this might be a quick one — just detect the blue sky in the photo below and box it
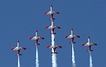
[0,0,106,67]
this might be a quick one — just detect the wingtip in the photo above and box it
[11,48,14,50]
[82,44,85,46]
[23,48,26,50]
[29,36,33,40]
[70,42,76,44]
[40,36,44,40]
[58,46,62,48]
[47,46,51,48]
[65,36,68,38]
[77,35,80,38]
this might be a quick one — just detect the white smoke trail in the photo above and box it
[52,53,57,67]
[35,46,39,67]
[89,52,93,67]
[18,55,20,67]
[51,29,57,67]
[72,44,76,67]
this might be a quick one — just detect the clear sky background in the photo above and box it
[0,0,106,67]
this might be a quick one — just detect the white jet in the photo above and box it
[65,29,80,44]
[11,40,26,56]
[46,22,60,34]
[29,30,44,45]
[47,39,62,54]
[44,5,59,19]
[82,36,97,52]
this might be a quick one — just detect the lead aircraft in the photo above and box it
[44,5,59,19]
[11,40,26,56]
[82,36,97,52]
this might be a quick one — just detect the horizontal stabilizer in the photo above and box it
[55,12,59,14]
[87,50,93,52]
[50,18,55,20]
[51,32,56,34]
[52,52,57,54]
[34,43,40,46]
[16,54,22,56]
[70,42,76,44]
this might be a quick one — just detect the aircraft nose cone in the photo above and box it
[36,30,38,32]
[50,5,52,7]
[18,40,20,43]
[88,36,90,38]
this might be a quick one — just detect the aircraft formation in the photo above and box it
[45,5,62,54]
[10,5,97,67]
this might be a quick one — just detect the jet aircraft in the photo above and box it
[11,40,26,56]
[46,22,60,34]
[29,30,44,45]
[44,5,59,19]
[65,29,80,44]
[82,36,97,52]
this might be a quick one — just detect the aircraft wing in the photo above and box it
[91,43,97,46]
[75,35,80,38]
[82,43,88,46]
[46,26,51,29]
[58,46,62,48]
[54,26,60,29]
[11,48,16,50]
[39,37,44,40]
[44,12,50,14]
[47,46,52,48]
[65,35,71,38]
[54,12,59,14]
[29,36,36,40]
[20,47,26,50]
